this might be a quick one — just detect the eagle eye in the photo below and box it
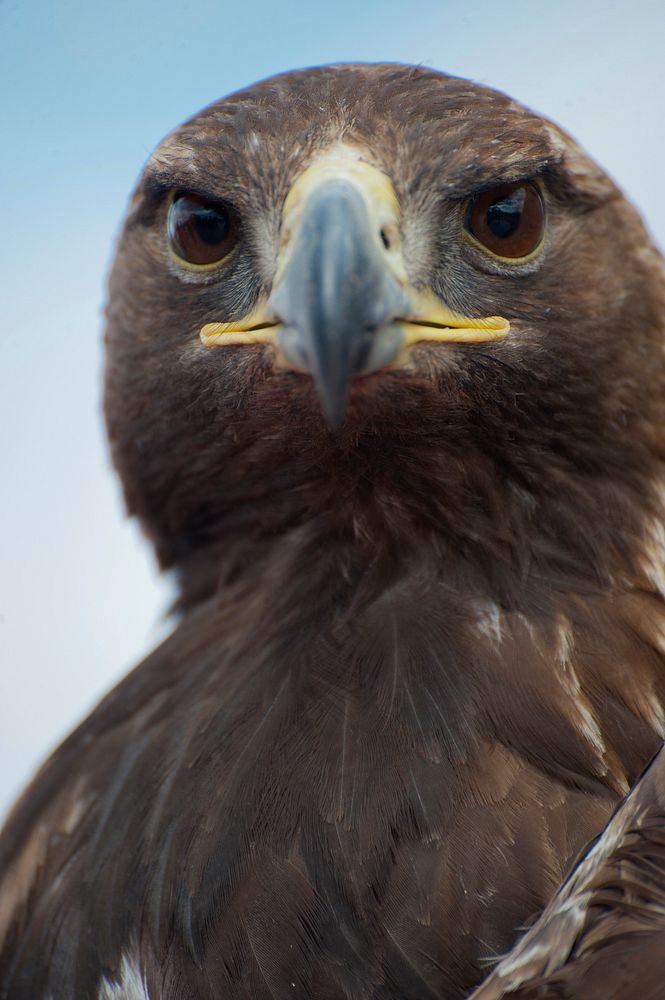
[167,193,239,266]
[465,181,545,260]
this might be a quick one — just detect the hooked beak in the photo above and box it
[201,154,509,425]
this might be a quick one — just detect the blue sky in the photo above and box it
[2,0,664,815]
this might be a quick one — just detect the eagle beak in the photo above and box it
[201,156,509,424]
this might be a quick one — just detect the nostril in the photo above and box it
[380,228,390,250]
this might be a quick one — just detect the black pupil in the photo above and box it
[191,202,229,245]
[486,189,525,239]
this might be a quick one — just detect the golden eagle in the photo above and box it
[2,64,665,999]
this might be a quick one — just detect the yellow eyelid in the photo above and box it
[165,191,240,272]
[167,243,239,272]
[460,178,547,266]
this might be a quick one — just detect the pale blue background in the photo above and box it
[2,0,664,816]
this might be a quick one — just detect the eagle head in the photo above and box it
[105,64,665,614]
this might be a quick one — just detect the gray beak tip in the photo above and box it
[318,384,349,429]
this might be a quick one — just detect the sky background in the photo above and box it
[2,0,664,817]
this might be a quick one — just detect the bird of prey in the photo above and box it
[1,63,665,1000]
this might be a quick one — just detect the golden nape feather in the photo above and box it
[1,64,665,999]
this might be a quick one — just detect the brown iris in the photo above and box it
[168,193,239,266]
[465,181,545,259]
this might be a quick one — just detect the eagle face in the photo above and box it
[106,64,665,608]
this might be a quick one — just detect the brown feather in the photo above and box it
[468,743,665,999]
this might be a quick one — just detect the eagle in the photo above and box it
[1,63,665,1000]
